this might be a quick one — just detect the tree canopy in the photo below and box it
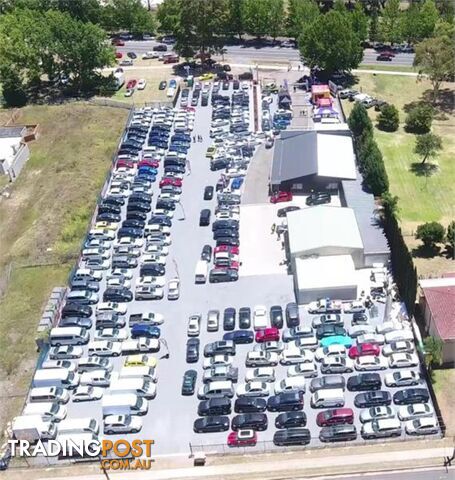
[286,0,320,40]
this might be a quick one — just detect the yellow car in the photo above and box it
[205,146,217,158]
[124,354,157,368]
[94,221,118,231]
[199,73,214,81]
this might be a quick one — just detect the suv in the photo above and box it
[273,428,311,446]
[285,303,300,328]
[347,373,382,392]
[319,425,357,443]
[270,305,284,329]
[231,413,268,431]
[198,397,231,416]
[204,340,236,357]
[316,408,354,427]
[361,418,402,439]
[234,397,267,413]
[239,307,251,329]
[310,375,346,393]
[267,392,304,412]
[275,411,307,429]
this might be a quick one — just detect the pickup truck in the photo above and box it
[307,299,342,315]
[129,313,164,326]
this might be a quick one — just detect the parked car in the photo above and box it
[193,416,230,433]
[354,391,392,408]
[393,388,429,405]
[181,370,197,396]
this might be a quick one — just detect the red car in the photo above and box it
[140,160,159,169]
[116,160,135,169]
[214,245,239,255]
[227,429,257,447]
[159,177,182,188]
[348,343,380,359]
[255,327,280,343]
[126,79,137,89]
[316,408,354,427]
[215,260,240,270]
[112,39,125,46]
[270,191,293,204]
[184,106,196,112]
[115,52,123,59]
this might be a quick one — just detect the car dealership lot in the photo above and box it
[21,80,441,461]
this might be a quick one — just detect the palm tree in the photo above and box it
[423,336,443,370]
[380,192,400,221]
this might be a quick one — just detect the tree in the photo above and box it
[381,192,400,220]
[268,0,284,40]
[446,220,455,253]
[299,10,363,74]
[102,0,156,36]
[350,2,369,42]
[436,0,455,23]
[417,0,439,39]
[348,102,373,138]
[380,0,403,44]
[363,144,389,195]
[405,104,434,134]
[243,0,280,39]
[401,2,421,43]
[369,10,380,42]
[414,133,442,164]
[156,0,181,34]
[286,0,320,40]
[414,35,455,103]
[227,0,245,39]
[377,104,399,132]
[423,336,443,369]
[416,222,445,248]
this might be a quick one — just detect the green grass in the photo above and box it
[356,64,418,73]
[432,369,455,435]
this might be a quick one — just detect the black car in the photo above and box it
[347,373,382,392]
[186,338,200,363]
[117,227,143,239]
[158,80,167,90]
[127,202,151,213]
[98,204,121,215]
[149,216,172,227]
[156,200,176,211]
[305,192,331,206]
[181,370,197,396]
[213,229,239,240]
[273,428,311,446]
[354,391,392,408]
[270,305,284,329]
[126,211,148,222]
[140,263,165,277]
[352,313,369,325]
[193,416,230,433]
[393,388,429,405]
[285,302,300,328]
[223,308,236,331]
[61,303,92,319]
[275,411,307,429]
[223,330,254,344]
[203,340,236,357]
[103,196,125,206]
[198,397,231,416]
[215,237,240,247]
[59,317,93,328]
[319,425,357,443]
[234,397,267,414]
[316,325,347,340]
[103,287,133,303]
[199,209,211,227]
[238,307,251,329]
[231,413,268,431]
[201,244,212,262]
[212,220,239,232]
[267,392,304,412]
[127,52,137,59]
[129,192,152,203]
[122,219,145,230]
[97,212,121,223]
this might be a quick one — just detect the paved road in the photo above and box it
[117,41,415,67]
[309,466,453,480]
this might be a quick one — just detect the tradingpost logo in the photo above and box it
[8,438,155,470]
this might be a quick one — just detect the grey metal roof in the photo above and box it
[0,126,26,138]
[271,130,318,185]
[342,172,390,256]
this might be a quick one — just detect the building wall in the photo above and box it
[9,143,30,180]
[364,252,390,268]
[295,283,357,304]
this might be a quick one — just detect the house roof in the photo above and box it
[0,126,26,138]
[420,277,455,340]
[287,205,364,257]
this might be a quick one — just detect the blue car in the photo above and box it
[138,166,158,176]
[320,335,353,348]
[136,173,156,183]
[131,324,161,339]
[169,145,188,154]
[231,178,244,190]
[169,79,177,88]
[223,330,254,345]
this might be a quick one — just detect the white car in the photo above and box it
[80,369,111,387]
[376,321,404,335]
[107,277,131,289]
[97,302,127,315]
[287,362,318,378]
[385,370,421,388]
[142,253,167,265]
[137,79,147,90]
[385,329,414,344]
[405,416,439,436]
[274,376,306,395]
[216,211,240,221]
[360,406,396,423]
[349,325,375,338]
[236,381,270,397]
[167,277,180,300]
[245,351,279,367]
[158,193,180,203]
[121,338,160,354]
[320,356,354,374]
[245,367,275,383]
[356,333,385,346]
[41,360,77,372]
[315,345,346,361]
[95,328,129,342]
[73,385,104,402]
[207,310,220,332]
[288,335,319,351]
[104,414,143,434]
[343,301,365,313]
[124,89,134,97]
[49,346,83,359]
[136,276,166,288]
[280,347,314,365]
[382,341,415,357]
[398,403,434,421]
[132,312,164,326]
[253,341,284,353]
[145,244,169,256]
[388,352,419,368]
[354,355,388,371]
[145,224,171,236]
[154,208,174,218]
[253,305,267,330]
[203,354,233,369]
[84,258,110,270]
[187,314,201,336]
[107,187,130,198]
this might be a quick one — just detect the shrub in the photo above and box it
[377,104,399,132]
[348,102,372,138]
[405,104,434,133]
[415,221,445,248]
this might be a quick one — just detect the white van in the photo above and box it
[197,381,234,400]
[119,367,157,383]
[310,388,345,408]
[110,378,157,399]
[88,340,122,357]
[29,386,70,404]
[102,393,148,416]
[49,327,90,346]
[23,402,67,422]
[73,268,103,282]
[33,369,79,389]
[195,260,208,284]
[58,418,99,435]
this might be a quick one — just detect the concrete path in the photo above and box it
[353,68,419,77]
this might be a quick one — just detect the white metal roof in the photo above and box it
[317,133,356,179]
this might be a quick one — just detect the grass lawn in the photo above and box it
[355,64,418,73]
[432,369,455,435]
[342,74,455,276]
[0,102,128,439]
